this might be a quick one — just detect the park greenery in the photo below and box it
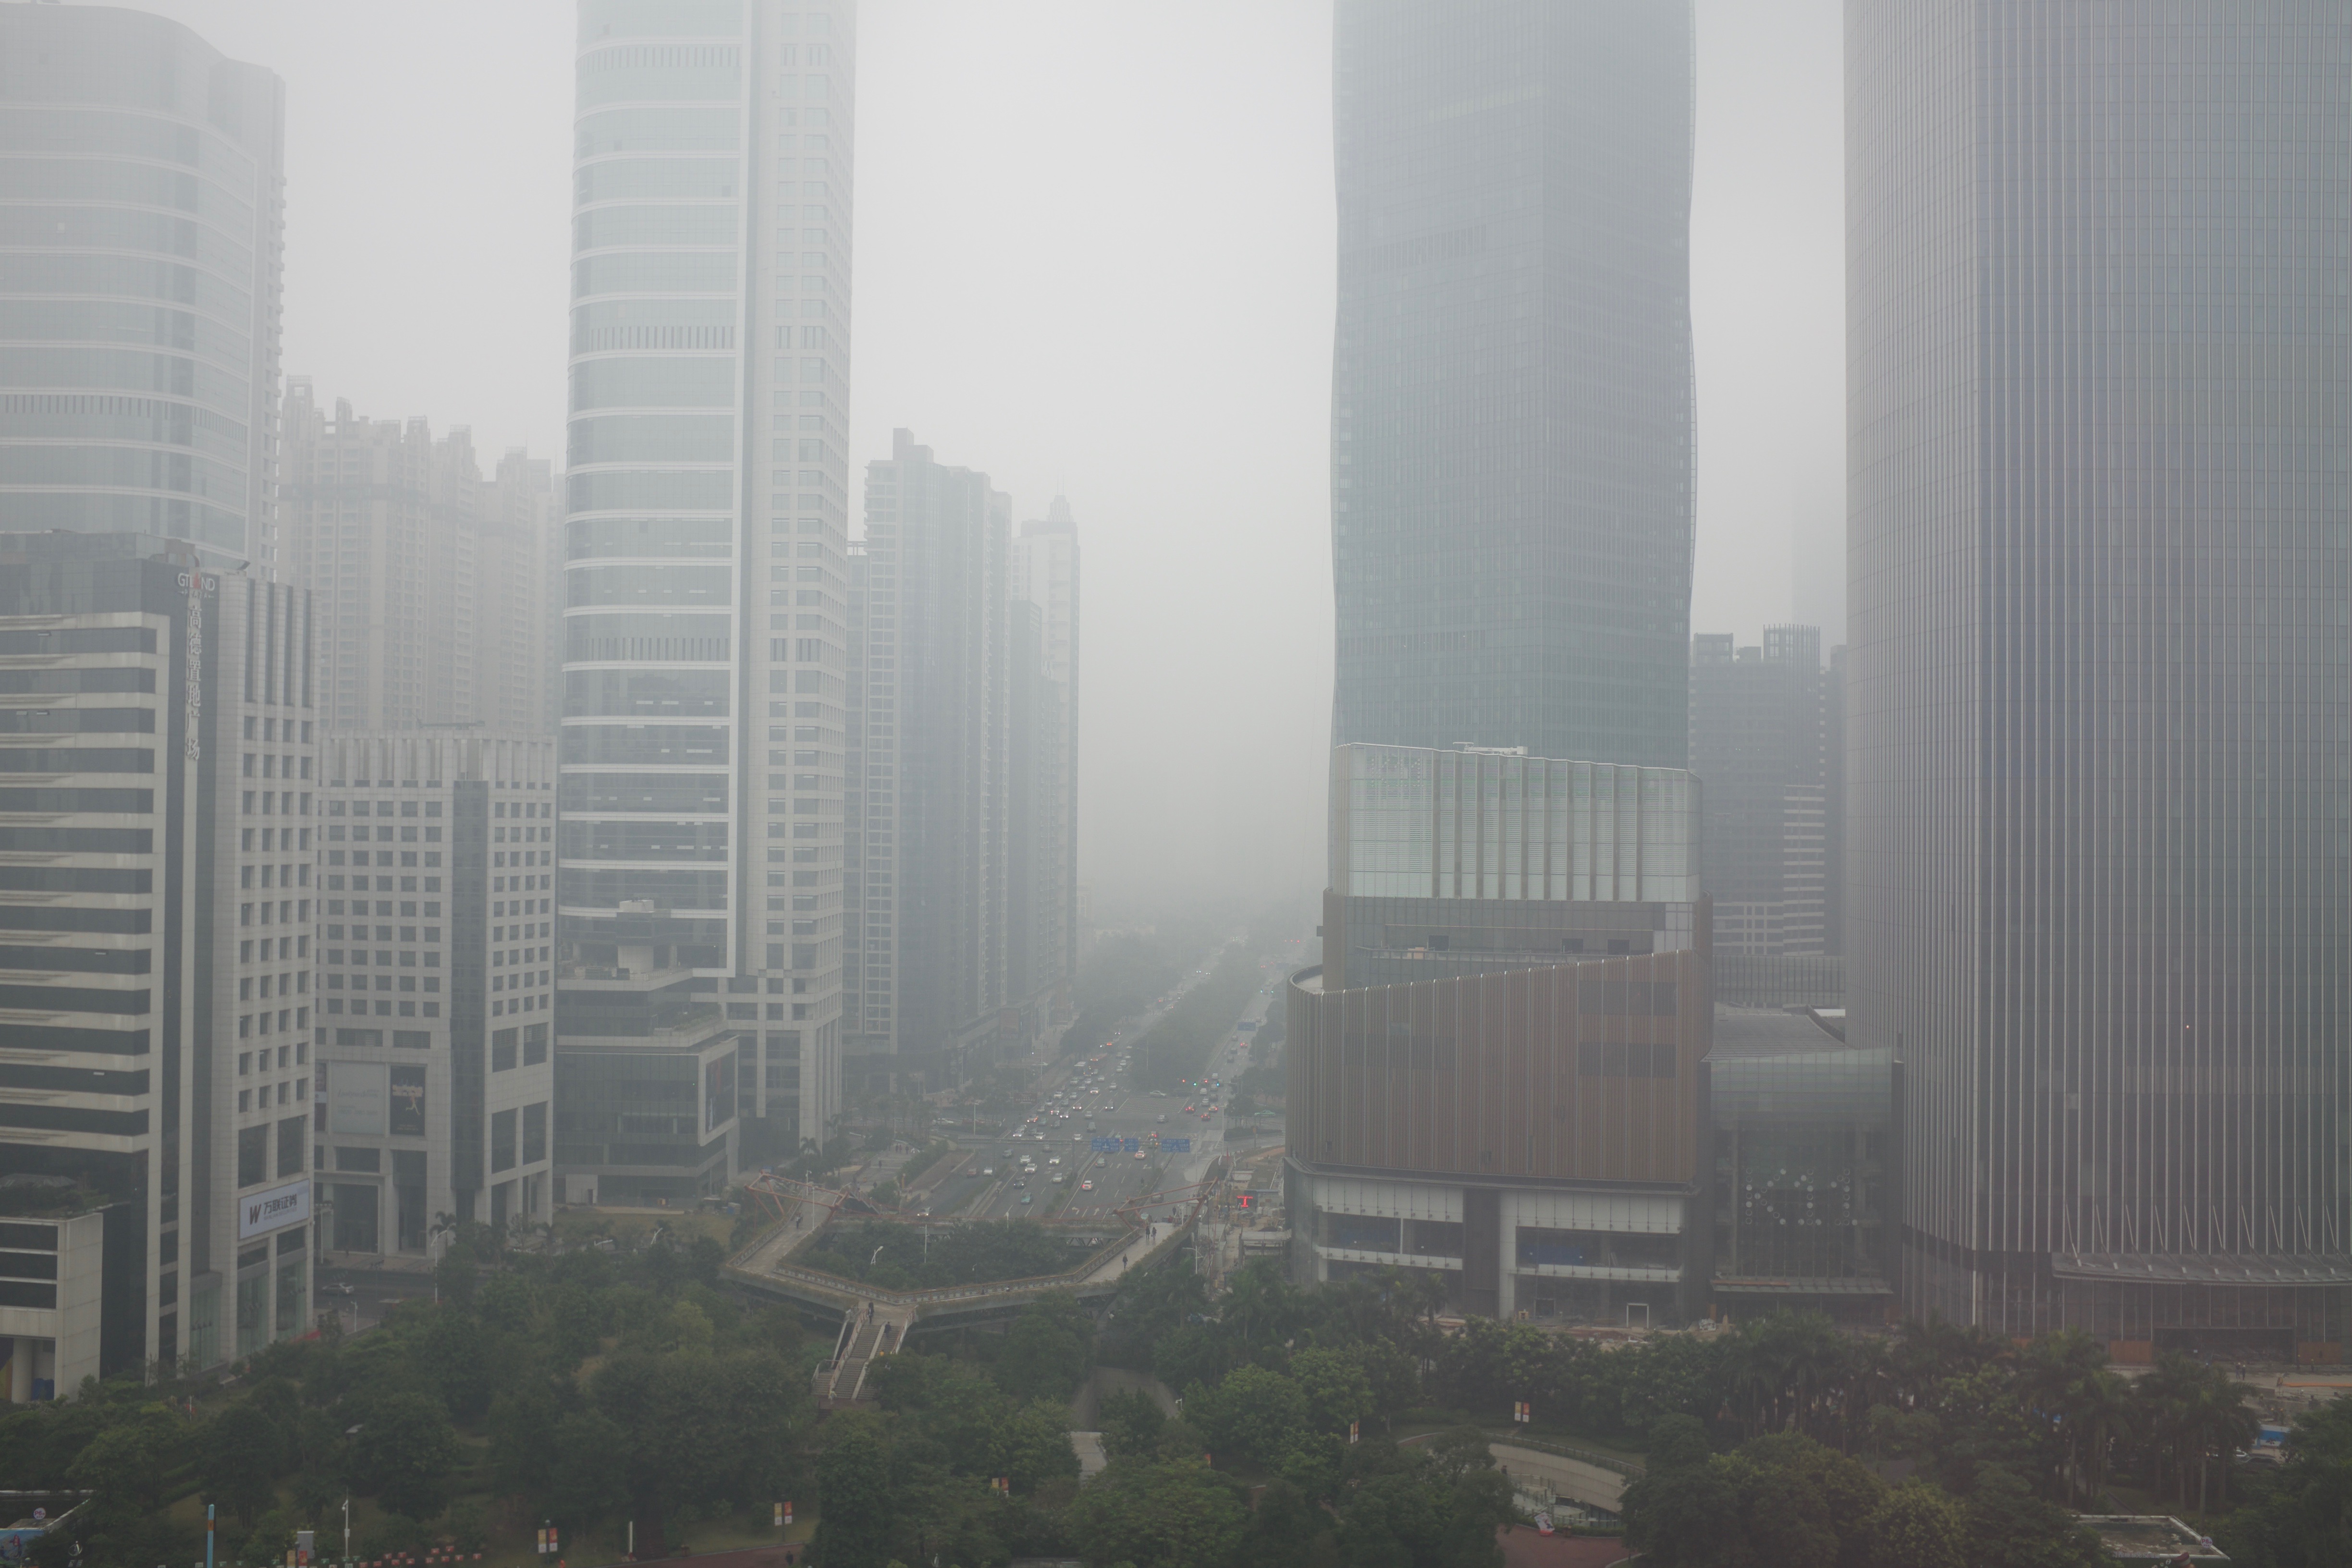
[13,1213,2352,1568]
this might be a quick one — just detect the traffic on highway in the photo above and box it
[920,954,1284,1223]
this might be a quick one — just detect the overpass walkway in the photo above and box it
[725,1165,1224,1376]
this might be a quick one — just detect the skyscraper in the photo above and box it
[1687,625,1843,1002]
[279,382,557,736]
[1329,0,1694,765]
[1850,3,2352,1347]
[559,0,855,1182]
[0,4,285,571]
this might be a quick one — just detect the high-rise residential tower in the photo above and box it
[843,450,1079,1096]
[1329,0,1694,765]
[848,432,1010,1086]
[1011,502,1079,1023]
[558,0,854,1186]
[0,532,318,1387]
[1850,3,2352,1348]
[0,5,285,572]
[279,382,557,736]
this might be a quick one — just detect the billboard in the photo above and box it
[329,1060,388,1136]
[239,1177,309,1239]
[389,1064,426,1136]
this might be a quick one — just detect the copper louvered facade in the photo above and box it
[1288,928,1709,1188]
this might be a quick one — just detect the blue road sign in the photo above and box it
[1122,1137,1141,1153]
[1162,1138,1191,1153]
[1090,1136,1121,1153]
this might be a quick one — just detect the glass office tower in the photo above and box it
[0,5,285,569]
[560,0,852,1177]
[1329,0,1694,766]
[1850,3,2352,1351]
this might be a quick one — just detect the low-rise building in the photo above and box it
[1286,744,1713,1324]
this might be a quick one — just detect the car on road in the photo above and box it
[1201,1112,1213,1121]
[1021,1194,1034,1204]
[1012,1178,1027,1188]
[321,1281,356,1297]
[1156,1114,1168,1123]
[1080,1180,1095,1191]
[1134,1150,1147,1160]
[981,1167,995,1176]
[1047,1155,1062,1165]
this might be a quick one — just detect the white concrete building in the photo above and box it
[314,732,557,1252]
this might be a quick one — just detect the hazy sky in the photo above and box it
[126,0,1844,916]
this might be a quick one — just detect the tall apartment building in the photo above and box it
[1687,626,1842,970]
[844,450,1080,1095]
[1010,503,1079,1021]
[558,0,855,1182]
[1850,2,2352,1349]
[1329,0,1694,766]
[314,732,555,1254]
[847,432,1009,1089]
[0,532,316,1391]
[279,382,557,736]
[0,4,285,572]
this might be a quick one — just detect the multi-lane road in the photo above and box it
[925,956,1283,1225]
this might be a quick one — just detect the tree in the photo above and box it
[813,1410,894,1568]
[996,1399,1082,1493]
[1960,1463,2107,1568]
[1646,1413,1713,1474]
[1098,1388,1169,1460]
[68,1404,182,1530]
[1330,1445,1513,1568]
[547,1409,629,1531]
[1291,1346,1376,1438]
[348,1391,461,1522]
[1064,1459,1248,1568]
[201,1401,287,1525]
[997,1294,1092,1403]
[1187,1362,1307,1467]
[1862,1481,1968,1568]
[2214,1392,2352,1568]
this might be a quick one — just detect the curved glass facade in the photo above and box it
[561,0,853,1158]
[0,7,283,567]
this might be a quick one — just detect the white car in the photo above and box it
[1048,1155,1063,1165]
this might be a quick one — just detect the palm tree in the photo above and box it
[2181,1370,2259,1514]
[2020,1328,2110,1501]
[2066,1367,2137,1507]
